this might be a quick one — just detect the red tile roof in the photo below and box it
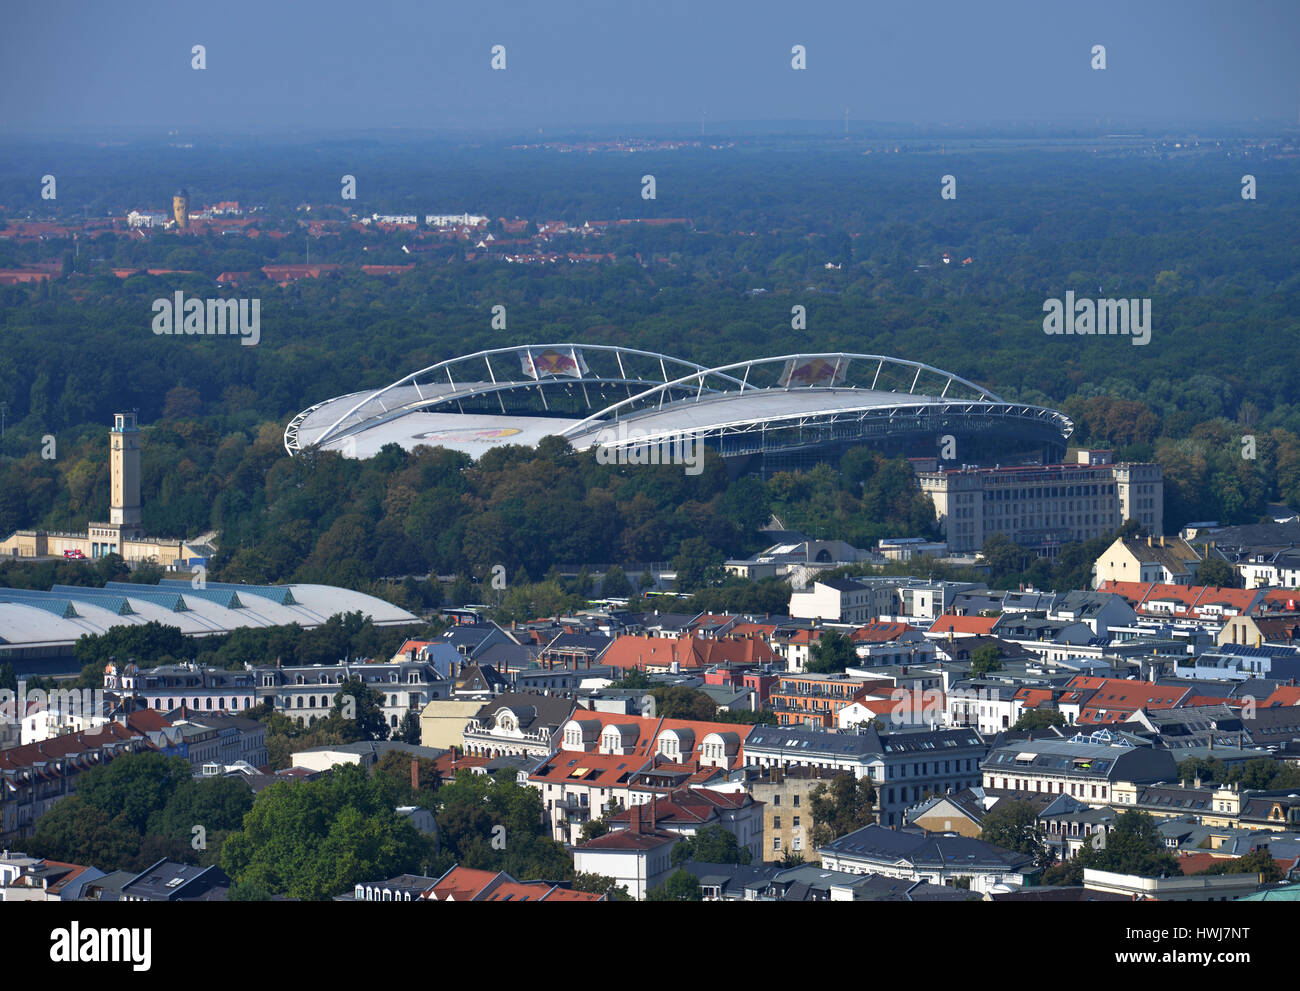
[929,615,999,635]
[1064,676,1191,723]
[1097,581,1263,620]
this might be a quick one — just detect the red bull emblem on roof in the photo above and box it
[521,347,589,379]
[779,356,848,387]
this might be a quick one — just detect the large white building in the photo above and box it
[918,451,1163,555]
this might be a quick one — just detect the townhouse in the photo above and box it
[605,786,764,861]
[461,692,578,759]
[0,725,154,844]
[529,711,754,843]
[980,730,1177,807]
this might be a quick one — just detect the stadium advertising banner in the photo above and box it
[521,347,589,379]
[778,356,849,387]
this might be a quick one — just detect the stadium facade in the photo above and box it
[285,344,1073,475]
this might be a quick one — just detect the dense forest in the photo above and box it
[1,140,1297,594]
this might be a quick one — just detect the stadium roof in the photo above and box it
[286,344,1073,460]
[0,580,420,653]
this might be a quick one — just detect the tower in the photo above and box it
[173,187,189,229]
[110,412,142,531]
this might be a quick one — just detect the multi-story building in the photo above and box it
[0,725,152,845]
[789,578,982,626]
[1092,535,1204,587]
[768,672,889,729]
[743,724,988,826]
[605,786,764,862]
[530,712,753,843]
[254,659,451,731]
[918,451,1163,555]
[106,662,258,715]
[749,766,836,860]
[981,729,1177,806]
[819,824,1040,894]
[461,692,577,759]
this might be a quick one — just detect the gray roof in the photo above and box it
[744,724,984,761]
[820,824,1037,872]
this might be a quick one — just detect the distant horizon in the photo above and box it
[3,117,1297,144]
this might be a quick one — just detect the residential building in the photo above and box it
[118,860,231,901]
[750,766,837,860]
[743,724,987,826]
[1092,535,1204,587]
[819,823,1040,893]
[572,802,679,900]
[461,692,577,759]
[604,787,763,861]
[981,729,1178,806]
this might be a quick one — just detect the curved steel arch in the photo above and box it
[291,344,750,453]
[559,352,1005,440]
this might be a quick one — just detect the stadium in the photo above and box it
[285,345,1074,474]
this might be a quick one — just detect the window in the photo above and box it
[773,837,782,850]
[773,794,781,806]
[793,794,800,807]
[773,816,781,829]
[792,816,801,828]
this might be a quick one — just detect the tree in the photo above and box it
[1176,756,1229,784]
[809,772,876,847]
[371,750,441,803]
[806,630,857,674]
[648,685,717,721]
[579,811,614,844]
[221,763,435,900]
[1081,810,1180,879]
[1011,709,1065,731]
[979,800,1050,867]
[1233,757,1282,791]
[601,565,632,599]
[394,710,422,745]
[433,769,572,880]
[571,872,632,900]
[646,868,702,901]
[714,708,778,725]
[778,848,807,868]
[75,752,195,834]
[1196,557,1240,588]
[672,537,724,594]
[328,677,390,743]
[611,668,652,689]
[980,533,1026,582]
[970,644,1003,677]
[1194,846,1282,884]
[671,824,752,866]
[27,797,143,872]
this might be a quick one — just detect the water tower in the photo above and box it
[173,187,190,229]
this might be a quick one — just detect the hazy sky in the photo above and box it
[2,0,1297,132]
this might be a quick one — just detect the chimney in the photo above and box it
[411,757,420,792]
[630,802,643,834]
[1147,536,1152,547]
